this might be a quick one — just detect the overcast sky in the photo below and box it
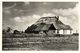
[3,2,79,32]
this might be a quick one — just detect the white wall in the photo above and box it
[58,30,72,34]
[66,30,72,34]
[55,30,58,34]
[59,30,63,34]
[47,30,72,34]
[63,30,72,34]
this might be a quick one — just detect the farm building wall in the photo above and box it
[46,30,56,36]
[48,30,73,34]
[59,30,72,34]
[59,30,63,34]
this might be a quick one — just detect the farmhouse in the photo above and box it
[25,16,72,35]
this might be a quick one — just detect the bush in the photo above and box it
[13,30,20,34]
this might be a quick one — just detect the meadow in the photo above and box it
[2,33,78,50]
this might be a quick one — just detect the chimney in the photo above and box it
[56,16,59,21]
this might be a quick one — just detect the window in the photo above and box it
[59,30,63,34]
[66,30,70,34]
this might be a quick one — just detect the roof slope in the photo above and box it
[41,24,51,30]
[53,21,72,30]
[35,24,56,31]
[35,24,44,31]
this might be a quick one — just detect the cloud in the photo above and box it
[43,2,47,5]
[3,2,78,32]
[52,3,79,17]
[52,3,79,32]
[3,3,17,14]
[14,16,27,22]
[13,14,41,30]
[4,3,16,9]
[32,14,41,19]
[14,15,40,24]
[42,13,56,17]
[9,3,79,32]
[24,2,30,6]
[13,13,56,26]
[3,9,11,14]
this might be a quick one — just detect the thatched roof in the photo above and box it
[41,24,52,30]
[35,24,51,31]
[25,16,72,32]
[41,16,59,19]
[34,22,72,31]
[35,24,44,31]
[53,21,72,30]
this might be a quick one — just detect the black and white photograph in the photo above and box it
[2,2,79,51]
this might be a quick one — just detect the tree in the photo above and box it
[6,27,12,33]
[2,29,6,34]
[13,30,20,34]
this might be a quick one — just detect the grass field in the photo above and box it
[2,33,78,50]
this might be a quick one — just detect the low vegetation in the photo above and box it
[2,32,78,50]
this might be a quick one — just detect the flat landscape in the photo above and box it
[2,33,78,50]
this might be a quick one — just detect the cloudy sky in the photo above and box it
[3,2,79,32]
